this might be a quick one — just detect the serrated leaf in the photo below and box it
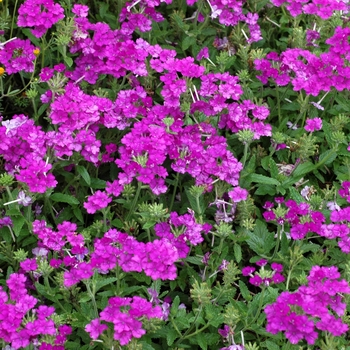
[317,149,337,166]
[64,56,73,67]
[76,165,91,186]
[261,156,270,171]
[170,295,181,316]
[182,36,196,51]
[248,173,280,186]
[90,178,107,189]
[264,340,280,350]
[255,184,276,195]
[166,328,179,346]
[50,193,79,205]
[12,216,25,237]
[95,277,118,292]
[292,161,315,177]
[239,280,252,301]
[234,244,242,263]
[185,187,205,215]
[73,207,84,223]
[246,220,275,255]
[288,187,304,203]
[143,221,156,229]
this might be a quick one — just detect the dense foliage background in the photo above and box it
[1,0,350,349]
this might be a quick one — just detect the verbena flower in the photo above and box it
[265,266,350,345]
[17,0,65,38]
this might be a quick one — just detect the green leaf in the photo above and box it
[288,187,304,204]
[166,328,179,346]
[111,218,124,228]
[292,161,315,177]
[317,149,337,166]
[22,28,41,46]
[239,280,252,301]
[95,277,118,292]
[264,340,280,350]
[248,173,280,186]
[143,221,156,230]
[50,193,79,205]
[185,187,205,216]
[64,56,74,67]
[182,36,196,51]
[12,216,25,237]
[171,295,181,316]
[246,220,275,256]
[37,103,48,117]
[90,178,107,189]
[73,207,84,223]
[255,184,276,195]
[234,243,242,263]
[76,165,91,186]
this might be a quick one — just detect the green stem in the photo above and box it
[85,282,99,318]
[115,265,121,295]
[169,315,183,338]
[276,85,282,126]
[181,322,211,340]
[9,0,19,38]
[175,305,203,345]
[242,287,266,332]
[126,182,142,221]
[241,142,250,169]
[168,173,179,213]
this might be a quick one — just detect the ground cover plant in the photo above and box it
[1,0,350,349]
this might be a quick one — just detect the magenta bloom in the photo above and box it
[197,47,209,60]
[17,0,64,38]
[84,191,112,214]
[304,117,322,132]
[228,187,249,202]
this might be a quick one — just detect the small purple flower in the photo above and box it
[242,266,255,276]
[304,117,322,132]
[197,47,209,60]
[256,259,268,267]
[228,187,248,203]
[218,324,230,338]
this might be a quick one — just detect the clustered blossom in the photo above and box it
[338,180,350,203]
[0,115,57,193]
[0,273,71,349]
[242,260,285,287]
[0,39,37,75]
[265,266,350,345]
[255,27,350,96]
[17,0,64,37]
[304,117,322,132]
[263,196,350,253]
[85,296,162,345]
[63,226,188,287]
[270,0,347,19]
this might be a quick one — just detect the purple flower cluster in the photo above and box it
[263,197,350,253]
[62,226,187,287]
[0,115,57,193]
[265,266,350,345]
[242,260,285,287]
[17,0,64,37]
[255,27,350,96]
[0,39,37,75]
[339,181,350,203]
[85,296,162,345]
[0,273,71,349]
[270,0,347,19]
[304,117,322,132]
[185,0,261,43]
